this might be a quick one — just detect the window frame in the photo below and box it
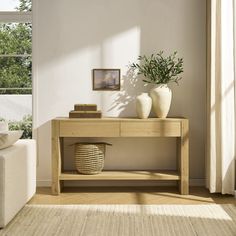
[0,11,32,23]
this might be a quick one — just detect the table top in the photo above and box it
[53,117,188,122]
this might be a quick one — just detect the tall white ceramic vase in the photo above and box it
[150,84,172,118]
[136,93,152,119]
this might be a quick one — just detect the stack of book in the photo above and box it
[69,104,102,118]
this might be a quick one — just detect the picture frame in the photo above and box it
[92,69,120,91]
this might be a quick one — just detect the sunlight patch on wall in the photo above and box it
[100,27,141,117]
[101,26,141,67]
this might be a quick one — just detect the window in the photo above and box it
[0,0,32,138]
[0,22,32,94]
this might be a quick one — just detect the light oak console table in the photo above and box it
[51,117,189,195]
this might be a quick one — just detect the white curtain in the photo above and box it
[206,0,235,194]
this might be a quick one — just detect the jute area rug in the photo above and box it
[1,204,236,236]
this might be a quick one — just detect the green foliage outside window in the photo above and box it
[9,114,32,139]
[17,0,32,11]
[0,0,32,94]
[0,115,32,139]
[0,56,32,94]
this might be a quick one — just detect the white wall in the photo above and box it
[0,95,32,121]
[34,0,206,186]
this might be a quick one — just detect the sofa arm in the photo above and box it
[0,139,36,228]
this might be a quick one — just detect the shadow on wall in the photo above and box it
[107,68,153,117]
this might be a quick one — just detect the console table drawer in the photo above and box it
[60,121,120,137]
[120,121,181,137]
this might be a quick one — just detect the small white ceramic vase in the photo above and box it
[136,93,152,119]
[150,84,172,118]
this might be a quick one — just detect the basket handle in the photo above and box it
[69,142,112,146]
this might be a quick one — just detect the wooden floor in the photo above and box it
[29,187,236,205]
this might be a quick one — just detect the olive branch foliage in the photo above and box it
[130,51,184,85]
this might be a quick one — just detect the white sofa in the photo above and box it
[0,139,36,228]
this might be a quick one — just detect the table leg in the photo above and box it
[177,119,189,195]
[51,120,61,195]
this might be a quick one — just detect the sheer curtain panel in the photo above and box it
[206,0,235,194]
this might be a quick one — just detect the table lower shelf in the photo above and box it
[59,170,180,181]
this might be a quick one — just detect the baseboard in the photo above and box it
[37,179,205,187]
[189,178,205,186]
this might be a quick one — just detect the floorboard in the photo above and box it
[28,187,236,205]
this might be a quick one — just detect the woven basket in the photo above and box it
[74,143,111,175]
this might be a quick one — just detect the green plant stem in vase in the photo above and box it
[130,51,184,118]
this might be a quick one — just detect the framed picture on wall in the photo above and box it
[92,69,120,91]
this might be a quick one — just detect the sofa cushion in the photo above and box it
[0,131,23,150]
[0,122,8,132]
